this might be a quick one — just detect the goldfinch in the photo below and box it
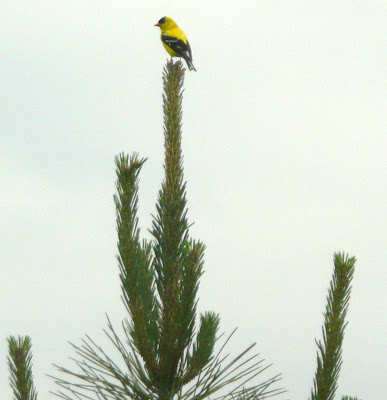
[155,16,197,71]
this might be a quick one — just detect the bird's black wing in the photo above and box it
[186,40,193,61]
[161,34,192,61]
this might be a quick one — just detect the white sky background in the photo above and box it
[1,1,386,399]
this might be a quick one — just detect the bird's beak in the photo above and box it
[154,22,161,27]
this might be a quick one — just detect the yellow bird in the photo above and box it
[155,16,197,71]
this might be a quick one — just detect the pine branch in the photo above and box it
[7,335,38,400]
[310,252,356,400]
[178,240,206,353]
[114,152,160,379]
[182,312,220,385]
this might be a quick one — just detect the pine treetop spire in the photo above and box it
[52,60,282,400]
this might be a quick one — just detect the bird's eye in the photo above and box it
[159,17,166,24]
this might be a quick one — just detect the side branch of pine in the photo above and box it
[310,252,356,400]
[7,335,38,400]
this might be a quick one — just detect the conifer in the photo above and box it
[53,60,281,400]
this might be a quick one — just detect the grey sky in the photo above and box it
[1,1,386,399]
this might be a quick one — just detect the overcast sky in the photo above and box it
[1,1,386,399]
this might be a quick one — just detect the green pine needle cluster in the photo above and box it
[7,336,38,400]
[310,252,356,400]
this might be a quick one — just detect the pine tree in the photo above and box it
[7,336,38,400]
[5,62,363,400]
[53,60,282,400]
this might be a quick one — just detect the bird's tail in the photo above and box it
[184,58,197,72]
